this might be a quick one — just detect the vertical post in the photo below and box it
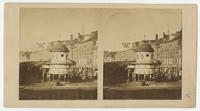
[144,75,146,81]
[52,74,55,81]
[47,72,49,81]
[42,69,45,81]
[86,67,88,79]
[58,74,61,81]
[49,74,51,81]
[92,68,94,80]
[133,74,136,82]
[150,74,152,81]
[176,67,178,78]
[131,70,134,81]
[139,75,141,82]
[136,75,138,82]
[127,69,130,83]
[71,46,73,60]
[44,69,46,81]
[82,67,85,80]
[64,74,66,81]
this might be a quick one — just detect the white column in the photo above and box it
[127,69,130,82]
[150,74,152,81]
[64,74,66,81]
[47,73,50,81]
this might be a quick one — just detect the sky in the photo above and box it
[20,8,182,51]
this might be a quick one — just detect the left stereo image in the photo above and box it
[19,8,98,100]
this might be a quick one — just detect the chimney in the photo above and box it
[78,33,81,41]
[78,33,84,41]
[163,32,170,41]
[163,32,166,38]
[163,32,166,41]
[132,42,139,50]
[155,34,158,40]
[70,34,73,41]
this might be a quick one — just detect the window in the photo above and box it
[61,54,64,57]
[146,54,149,57]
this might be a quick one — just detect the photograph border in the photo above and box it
[4,3,197,108]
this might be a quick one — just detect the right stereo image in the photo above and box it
[103,8,182,100]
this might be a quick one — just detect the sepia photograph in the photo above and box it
[103,9,182,99]
[4,3,197,108]
[19,8,98,100]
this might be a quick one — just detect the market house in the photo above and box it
[42,43,76,81]
[127,41,161,82]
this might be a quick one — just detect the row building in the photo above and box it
[19,30,98,81]
[153,31,182,79]
[104,30,182,80]
[69,31,98,80]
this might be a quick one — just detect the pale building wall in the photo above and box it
[156,39,181,68]
[50,52,68,64]
[115,49,136,62]
[72,39,97,68]
[136,52,153,63]
[29,49,51,62]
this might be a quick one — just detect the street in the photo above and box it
[19,81,97,100]
[104,81,181,99]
